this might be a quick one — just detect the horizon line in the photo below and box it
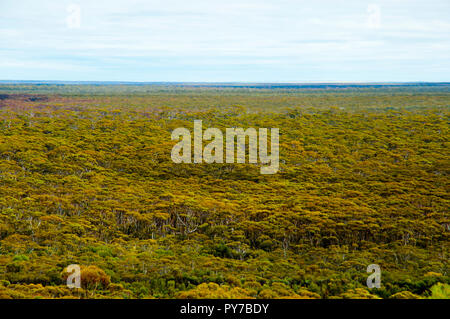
[1,80,449,85]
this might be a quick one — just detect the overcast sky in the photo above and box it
[1,0,449,82]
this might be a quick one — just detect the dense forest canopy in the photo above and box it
[0,83,448,299]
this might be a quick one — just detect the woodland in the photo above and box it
[0,83,448,299]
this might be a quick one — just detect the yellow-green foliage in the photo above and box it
[389,291,422,299]
[428,283,450,299]
[176,283,253,299]
[0,84,448,299]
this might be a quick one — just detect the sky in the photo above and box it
[0,0,449,82]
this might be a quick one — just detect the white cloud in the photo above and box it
[0,0,449,81]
